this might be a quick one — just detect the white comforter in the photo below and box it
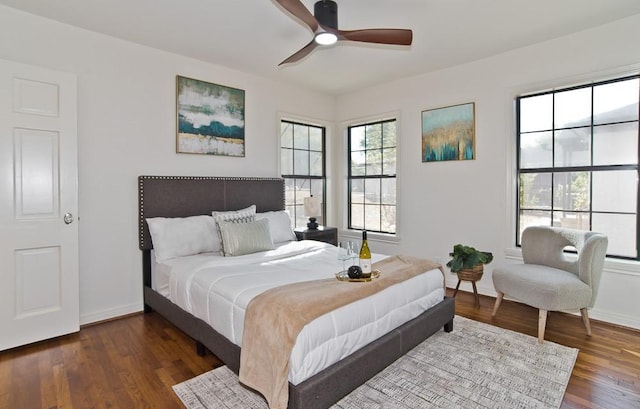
[156,240,445,384]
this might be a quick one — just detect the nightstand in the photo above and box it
[294,226,338,246]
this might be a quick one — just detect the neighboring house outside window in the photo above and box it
[280,120,326,229]
[516,75,639,259]
[348,119,397,234]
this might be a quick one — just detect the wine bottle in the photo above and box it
[359,230,372,274]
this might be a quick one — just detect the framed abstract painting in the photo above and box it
[421,102,475,162]
[176,75,245,156]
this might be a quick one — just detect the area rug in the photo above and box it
[173,316,578,409]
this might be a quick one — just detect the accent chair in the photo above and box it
[491,226,608,343]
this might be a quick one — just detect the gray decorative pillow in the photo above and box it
[217,218,274,256]
[212,205,257,254]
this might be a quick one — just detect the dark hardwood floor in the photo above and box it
[1,289,638,409]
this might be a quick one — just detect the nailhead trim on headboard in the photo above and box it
[138,175,286,250]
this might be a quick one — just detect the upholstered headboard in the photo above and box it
[138,176,285,251]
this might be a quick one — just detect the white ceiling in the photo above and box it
[3,0,640,95]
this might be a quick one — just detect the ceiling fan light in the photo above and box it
[315,32,337,45]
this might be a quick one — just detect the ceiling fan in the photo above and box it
[275,0,413,66]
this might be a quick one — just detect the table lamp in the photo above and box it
[303,196,321,230]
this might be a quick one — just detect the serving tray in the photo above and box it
[335,269,380,282]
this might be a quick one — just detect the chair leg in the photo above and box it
[580,308,592,336]
[492,291,504,317]
[538,309,548,344]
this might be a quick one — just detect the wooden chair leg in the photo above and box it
[538,309,548,344]
[492,291,504,317]
[580,308,592,336]
[452,279,462,297]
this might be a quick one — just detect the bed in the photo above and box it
[138,175,455,409]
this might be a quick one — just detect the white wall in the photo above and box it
[334,14,640,329]
[0,6,335,324]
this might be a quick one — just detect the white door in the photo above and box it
[0,59,79,351]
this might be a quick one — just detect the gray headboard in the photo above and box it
[138,176,285,251]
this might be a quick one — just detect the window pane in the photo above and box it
[293,124,308,149]
[592,170,637,213]
[520,173,551,208]
[381,178,396,205]
[554,127,591,167]
[294,178,311,204]
[366,124,381,149]
[381,205,396,233]
[382,121,396,147]
[553,172,590,211]
[594,78,639,125]
[281,148,293,175]
[554,87,591,128]
[310,151,323,176]
[593,213,637,258]
[365,149,382,176]
[351,126,365,151]
[518,210,552,241]
[555,211,590,230]
[382,147,396,175]
[294,149,309,175]
[520,94,552,132]
[281,122,293,148]
[593,122,638,165]
[365,178,381,204]
[520,131,552,168]
[351,151,365,176]
[364,204,381,231]
[309,127,323,151]
[351,204,364,229]
[350,179,365,204]
[284,178,296,205]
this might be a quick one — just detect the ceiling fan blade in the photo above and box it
[274,0,319,32]
[279,39,319,66]
[338,28,413,46]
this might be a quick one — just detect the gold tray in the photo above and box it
[335,269,381,282]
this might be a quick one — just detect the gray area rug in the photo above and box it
[173,316,578,408]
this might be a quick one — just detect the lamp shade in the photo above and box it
[303,196,321,217]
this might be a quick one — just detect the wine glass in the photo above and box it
[348,240,359,266]
[337,241,350,272]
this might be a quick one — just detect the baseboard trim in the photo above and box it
[80,302,143,326]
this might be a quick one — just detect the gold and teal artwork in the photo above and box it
[421,102,475,162]
[176,75,245,156]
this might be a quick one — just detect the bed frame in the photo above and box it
[138,175,455,409]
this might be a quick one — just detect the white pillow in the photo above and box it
[217,218,274,256]
[211,204,256,221]
[256,210,296,243]
[146,215,219,262]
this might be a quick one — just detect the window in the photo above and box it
[516,75,639,259]
[348,119,397,234]
[280,120,326,229]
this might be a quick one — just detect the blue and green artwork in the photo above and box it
[422,102,475,162]
[176,76,245,156]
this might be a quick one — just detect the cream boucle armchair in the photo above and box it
[492,226,608,343]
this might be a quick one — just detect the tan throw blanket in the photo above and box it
[238,254,444,409]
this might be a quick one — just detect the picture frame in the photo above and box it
[176,75,245,157]
[421,102,475,162]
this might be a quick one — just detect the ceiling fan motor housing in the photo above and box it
[314,0,338,29]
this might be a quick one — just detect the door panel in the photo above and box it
[0,59,78,351]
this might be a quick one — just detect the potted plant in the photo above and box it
[446,244,493,280]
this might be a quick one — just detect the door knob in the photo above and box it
[64,213,74,224]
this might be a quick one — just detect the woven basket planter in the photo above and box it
[456,264,484,281]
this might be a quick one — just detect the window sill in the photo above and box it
[339,229,400,245]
